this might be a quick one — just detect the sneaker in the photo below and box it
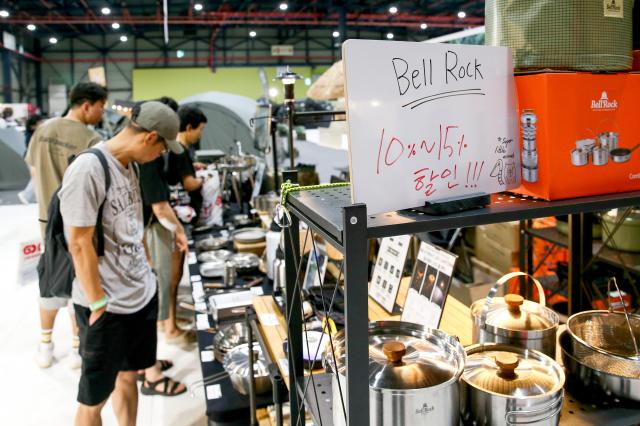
[35,342,54,368]
[67,347,82,370]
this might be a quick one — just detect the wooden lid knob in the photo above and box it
[383,342,406,364]
[495,353,519,373]
[505,294,524,313]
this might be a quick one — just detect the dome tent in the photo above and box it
[0,128,30,190]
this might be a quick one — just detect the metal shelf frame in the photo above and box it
[281,170,640,426]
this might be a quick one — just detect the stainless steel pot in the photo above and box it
[213,322,250,363]
[327,321,465,426]
[197,249,232,263]
[560,330,640,402]
[273,258,286,292]
[230,252,261,275]
[471,272,559,358]
[591,146,609,166]
[254,192,280,215]
[231,227,267,244]
[570,148,588,166]
[522,166,538,183]
[598,132,619,151]
[461,343,565,426]
[199,259,226,277]
[223,342,272,395]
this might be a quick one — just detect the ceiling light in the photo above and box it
[27,24,37,31]
[389,6,398,14]
[249,30,257,37]
[458,11,466,18]
[120,35,128,42]
[112,22,120,29]
[194,3,203,11]
[49,37,58,44]
[332,31,340,38]
[101,7,111,15]
[386,32,394,39]
[269,87,279,98]
[279,3,288,11]
[176,49,185,58]
[420,23,427,30]
[0,10,9,18]
[304,78,312,86]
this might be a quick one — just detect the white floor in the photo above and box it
[0,203,208,426]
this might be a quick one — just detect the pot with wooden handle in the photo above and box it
[470,271,559,358]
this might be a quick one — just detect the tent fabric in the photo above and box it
[180,92,258,156]
[307,61,345,100]
[0,128,29,190]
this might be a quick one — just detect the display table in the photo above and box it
[187,241,273,426]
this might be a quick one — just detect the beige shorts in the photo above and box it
[146,222,184,321]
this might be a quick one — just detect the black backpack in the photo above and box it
[37,148,111,298]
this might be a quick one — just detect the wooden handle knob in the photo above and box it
[383,341,406,364]
[495,353,519,372]
[505,294,524,313]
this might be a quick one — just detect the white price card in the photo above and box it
[259,313,279,327]
[206,384,222,400]
[278,358,289,376]
[191,274,202,282]
[188,252,197,265]
[250,287,264,296]
[188,239,194,246]
[369,235,412,313]
[195,302,207,312]
[201,350,214,362]
[401,242,457,328]
[196,313,210,330]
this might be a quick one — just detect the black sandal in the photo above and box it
[141,376,187,397]
[136,359,174,381]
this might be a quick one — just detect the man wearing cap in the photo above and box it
[58,101,184,424]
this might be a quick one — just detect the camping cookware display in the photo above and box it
[601,209,640,252]
[611,144,640,163]
[461,343,565,426]
[197,249,232,263]
[232,227,267,244]
[326,321,465,426]
[213,322,251,363]
[195,235,229,252]
[598,132,619,151]
[223,342,272,395]
[520,110,538,183]
[199,259,226,277]
[471,272,559,358]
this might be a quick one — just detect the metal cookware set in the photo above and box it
[571,132,639,166]
[521,110,539,183]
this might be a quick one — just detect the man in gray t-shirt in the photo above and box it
[59,102,185,423]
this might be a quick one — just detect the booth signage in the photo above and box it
[271,45,294,56]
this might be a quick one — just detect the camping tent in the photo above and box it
[180,92,258,155]
[0,128,29,190]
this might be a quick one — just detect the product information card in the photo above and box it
[401,242,457,328]
[369,235,412,313]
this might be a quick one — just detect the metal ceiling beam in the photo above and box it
[2,12,483,29]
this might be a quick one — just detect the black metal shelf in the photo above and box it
[288,186,640,247]
[527,226,640,273]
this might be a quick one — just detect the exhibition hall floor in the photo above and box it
[0,202,207,426]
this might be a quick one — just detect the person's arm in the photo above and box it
[67,225,106,324]
[151,201,188,252]
[182,174,203,192]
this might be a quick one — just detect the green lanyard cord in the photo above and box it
[280,181,350,206]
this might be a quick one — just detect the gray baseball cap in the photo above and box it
[132,101,183,154]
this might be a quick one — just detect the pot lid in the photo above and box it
[463,348,563,397]
[200,260,225,277]
[232,227,266,244]
[332,321,465,390]
[223,342,270,378]
[197,249,232,263]
[481,294,554,331]
[231,253,261,269]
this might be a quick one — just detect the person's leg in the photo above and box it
[164,249,185,337]
[75,400,108,426]
[111,371,138,426]
[36,296,67,368]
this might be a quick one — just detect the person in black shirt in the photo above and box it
[167,105,208,219]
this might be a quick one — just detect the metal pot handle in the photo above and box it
[505,391,563,425]
[480,271,546,327]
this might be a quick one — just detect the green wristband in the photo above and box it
[89,296,109,312]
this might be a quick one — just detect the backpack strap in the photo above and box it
[83,148,111,257]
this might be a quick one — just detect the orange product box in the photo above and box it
[513,72,640,200]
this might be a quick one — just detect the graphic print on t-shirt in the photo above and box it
[110,183,148,281]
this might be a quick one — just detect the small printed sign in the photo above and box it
[206,384,222,400]
[201,350,214,362]
[369,235,412,313]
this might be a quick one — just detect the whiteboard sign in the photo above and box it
[343,40,519,214]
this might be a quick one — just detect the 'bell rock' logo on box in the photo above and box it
[591,91,618,111]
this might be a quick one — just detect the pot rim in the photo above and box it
[470,299,560,337]
[462,343,565,398]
